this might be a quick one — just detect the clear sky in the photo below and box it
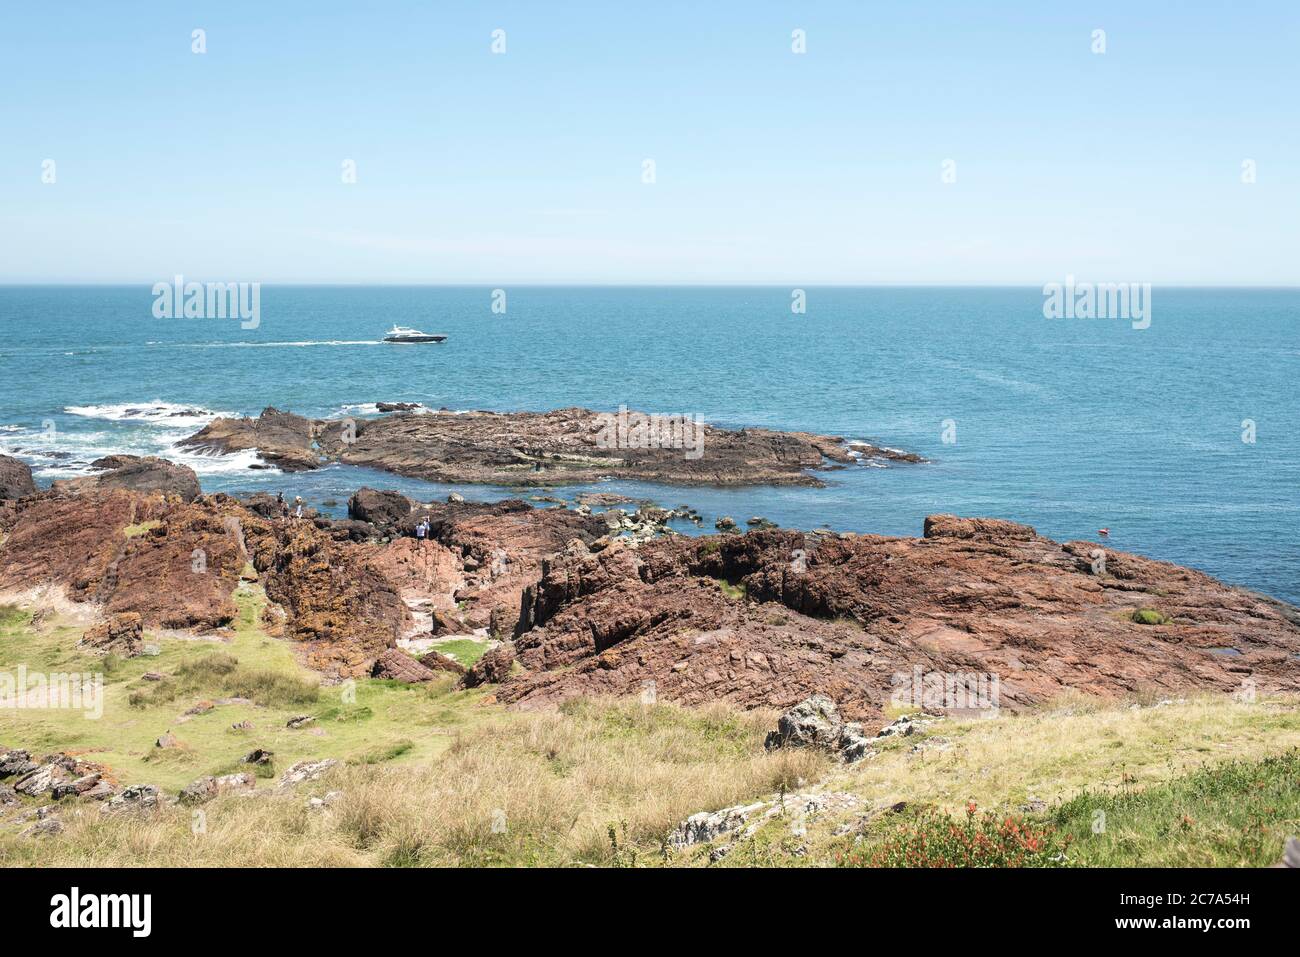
[2,1,1296,284]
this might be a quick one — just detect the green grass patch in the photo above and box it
[714,578,747,601]
[1053,750,1300,867]
[432,638,488,667]
[123,520,161,538]
[352,739,416,765]
[1131,607,1172,625]
[0,586,495,792]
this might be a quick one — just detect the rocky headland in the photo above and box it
[178,405,923,486]
[2,453,1297,721]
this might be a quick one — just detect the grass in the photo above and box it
[0,589,494,794]
[123,520,161,538]
[3,595,1299,868]
[431,638,488,668]
[840,803,1071,867]
[697,692,1300,868]
[0,695,824,867]
[1131,607,1172,625]
[714,578,747,601]
[1053,750,1300,866]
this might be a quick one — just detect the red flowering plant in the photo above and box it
[838,802,1071,868]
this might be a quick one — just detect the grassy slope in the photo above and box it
[2,598,1298,867]
[0,589,493,793]
[696,694,1300,868]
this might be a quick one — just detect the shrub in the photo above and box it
[225,669,319,708]
[839,803,1071,868]
[1131,608,1171,625]
[177,652,240,679]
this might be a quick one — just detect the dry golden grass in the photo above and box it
[0,697,828,867]
[828,693,1300,815]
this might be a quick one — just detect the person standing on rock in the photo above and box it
[294,496,303,520]
[415,519,427,544]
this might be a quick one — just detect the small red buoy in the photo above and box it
[1098,528,1110,536]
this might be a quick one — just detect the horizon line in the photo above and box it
[2,281,1299,290]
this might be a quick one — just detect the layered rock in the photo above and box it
[182,406,921,487]
[0,490,242,631]
[79,612,144,657]
[461,643,516,688]
[498,519,1300,718]
[236,508,409,676]
[370,648,439,683]
[362,492,607,638]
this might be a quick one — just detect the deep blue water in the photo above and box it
[1,285,1296,604]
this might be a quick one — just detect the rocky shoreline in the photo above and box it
[3,453,1299,721]
[177,405,923,486]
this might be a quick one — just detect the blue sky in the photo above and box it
[1,1,1296,284]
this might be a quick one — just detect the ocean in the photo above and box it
[1,285,1296,604]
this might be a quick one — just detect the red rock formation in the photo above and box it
[418,649,467,676]
[461,643,516,687]
[500,519,1300,718]
[79,612,144,656]
[236,510,409,676]
[371,648,439,683]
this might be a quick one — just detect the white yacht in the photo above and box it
[383,325,447,343]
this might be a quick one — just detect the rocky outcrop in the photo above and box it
[370,648,439,683]
[348,487,414,529]
[179,407,322,472]
[54,455,201,502]
[418,650,467,676]
[0,490,243,631]
[100,784,161,815]
[461,643,516,688]
[79,612,144,657]
[0,454,36,499]
[277,758,339,790]
[237,509,409,676]
[178,772,255,805]
[497,518,1300,718]
[922,513,1036,541]
[11,753,112,799]
[181,406,922,487]
[763,695,875,763]
[0,484,605,679]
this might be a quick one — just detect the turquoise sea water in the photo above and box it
[1,285,1296,603]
